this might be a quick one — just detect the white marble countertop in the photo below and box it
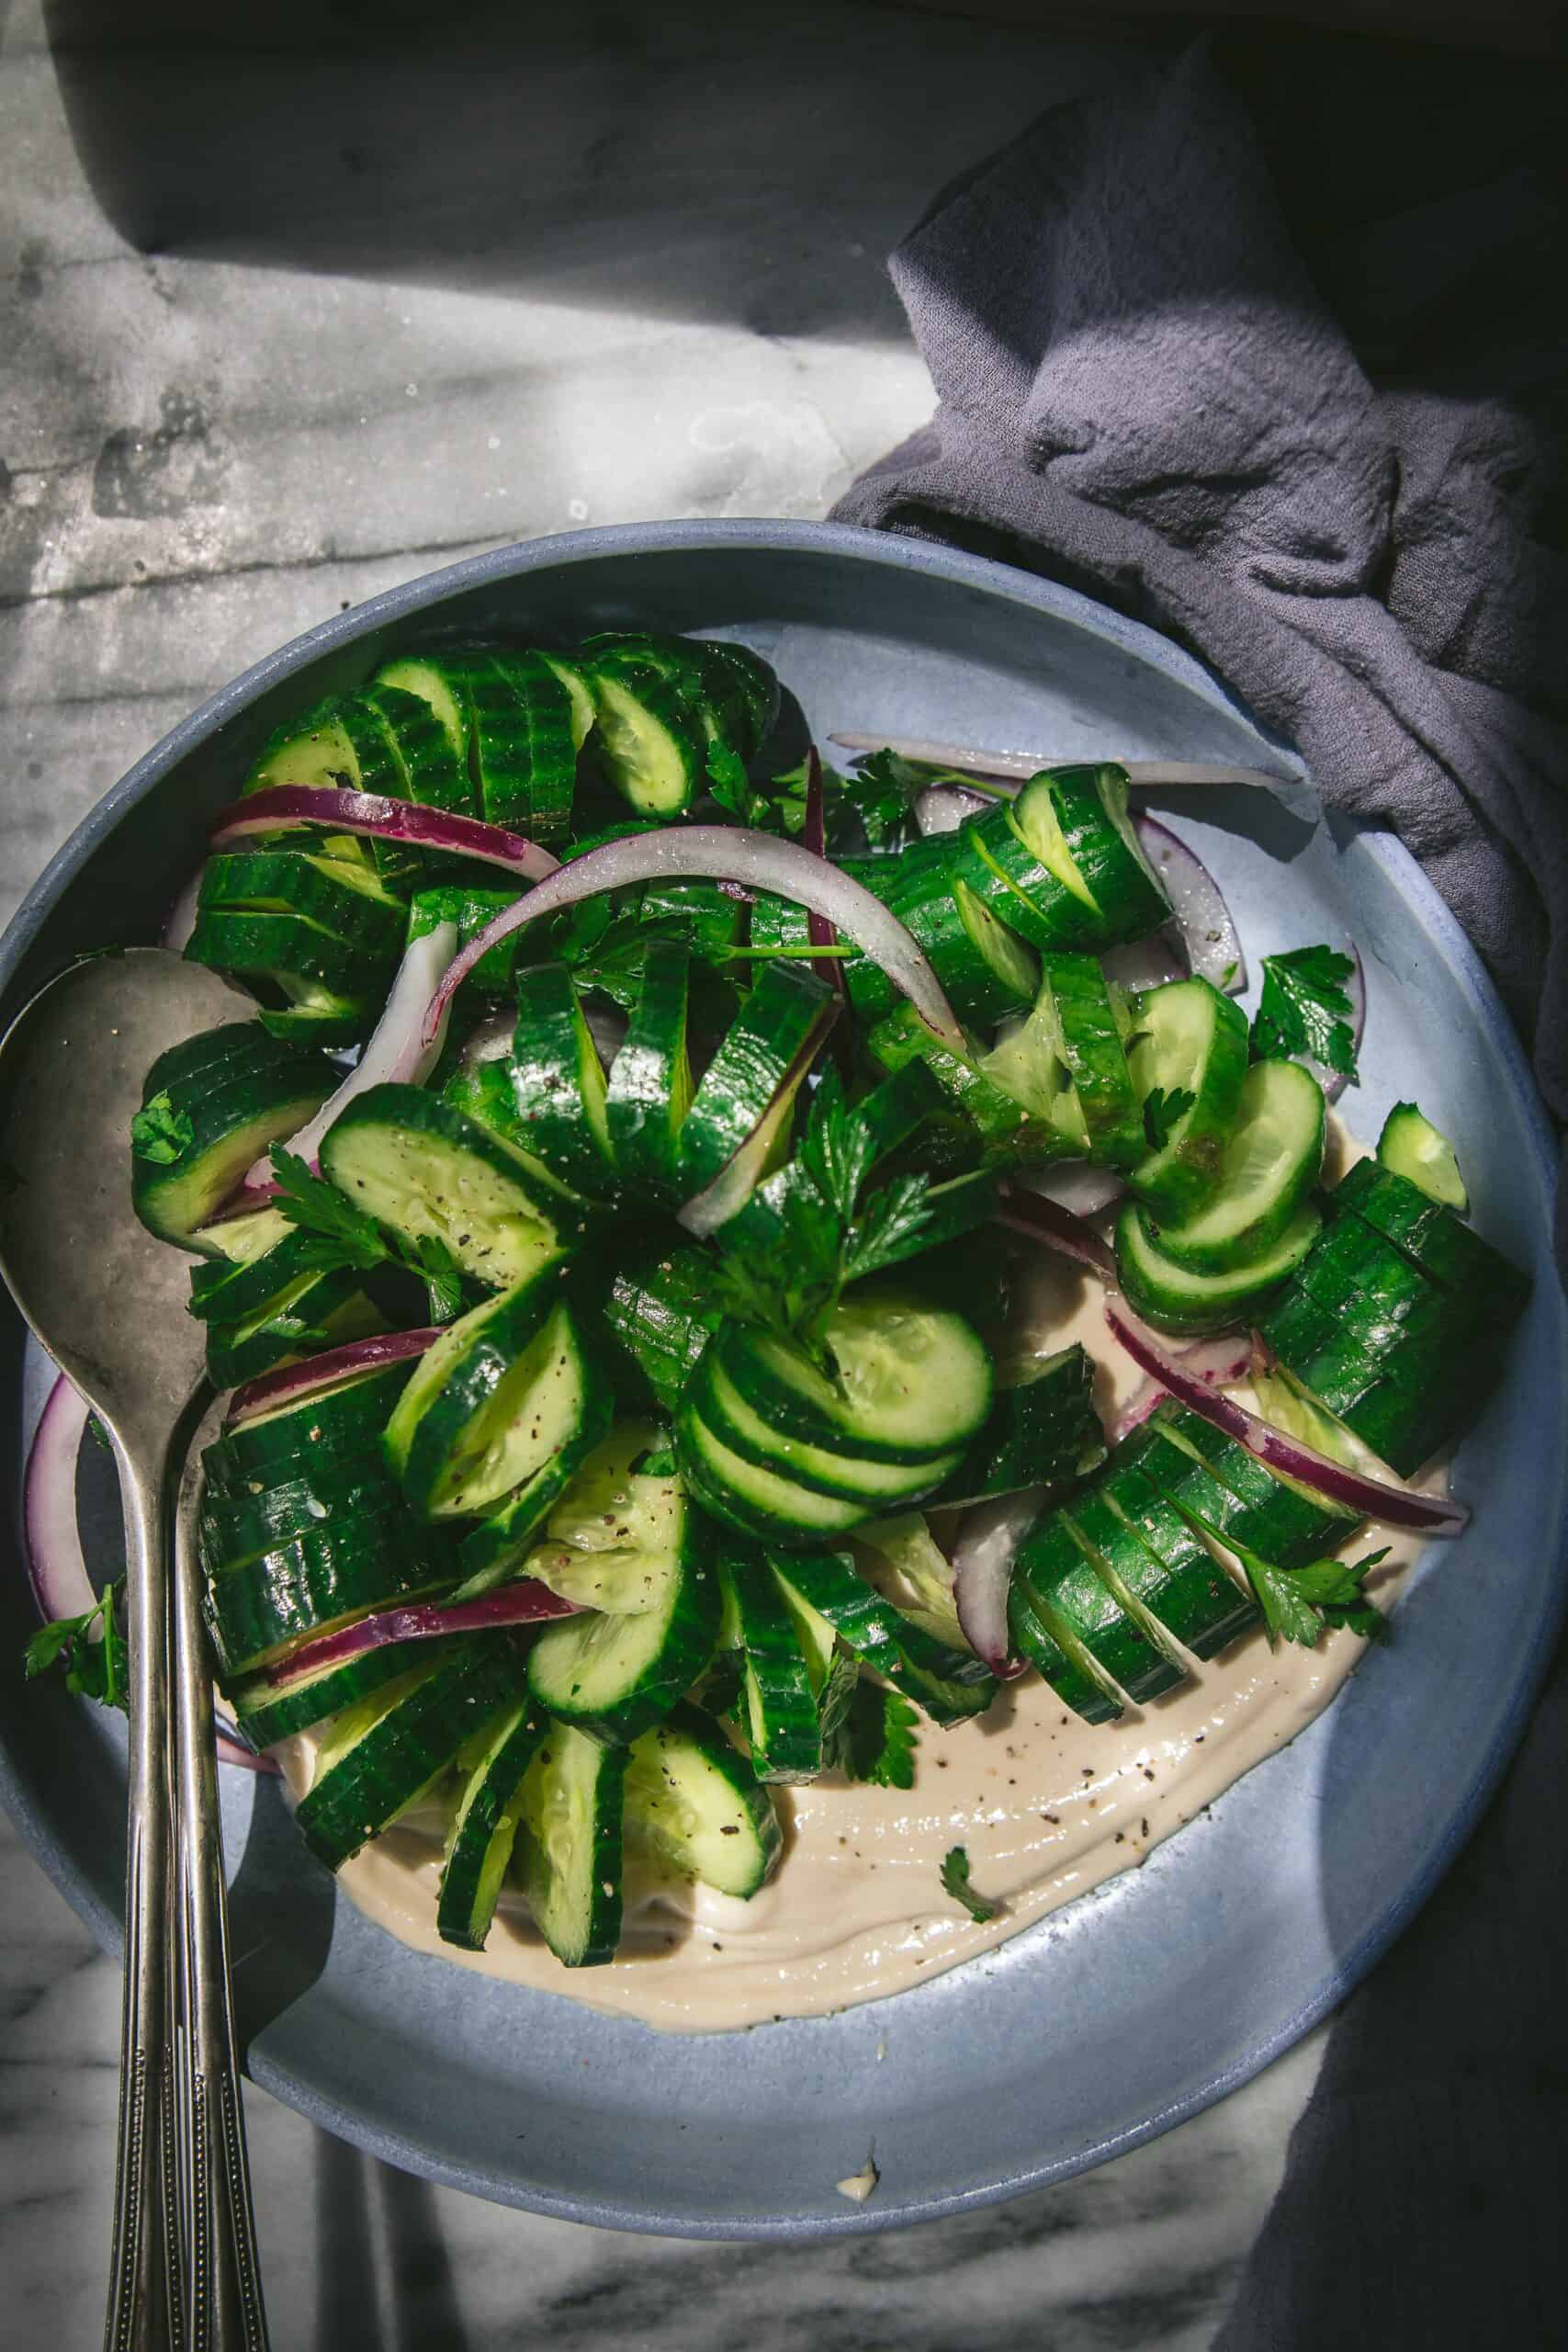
[0,2,1327,2340]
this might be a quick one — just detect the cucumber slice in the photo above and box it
[203,1522,446,1678]
[1007,1574,1124,1724]
[245,691,399,798]
[511,962,618,1202]
[934,1344,1105,1506]
[535,651,598,752]
[1150,1058,1326,1272]
[1059,1493,1193,1691]
[364,680,470,813]
[1330,1159,1529,1319]
[584,646,706,816]
[202,1363,413,1496]
[1377,1102,1469,1213]
[319,1084,578,1292]
[436,1699,550,1951]
[624,1702,783,1892]
[512,1420,688,1614]
[188,1218,328,1322]
[386,1275,583,1520]
[1096,1464,1261,1657]
[870,1003,1069,1170]
[525,1516,721,1742]
[719,1552,824,1781]
[691,639,781,759]
[479,650,580,838]
[585,631,754,802]
[719,1294,993,1464]
[202,1268,382,1390]
[186,909,394,1005]
[1115,1199,1323,1335]
[985,955,1141,1164]
[693,1352,959,1506]
[605,938,693,1195]
[1010,766,1168,942]
[769,1550,996,1725]
[199,852,407,958]
[374,657,471,784]
[517,1724,626,1966]
[944,813,1077,952]
[601,1244,725,1415]
[199,1457,402,1576]
[1147,1402,1356,1544]
[297,1641,520,1872]
[675,961,838,1225]
[228,1636,442,1748]
[409,887,523,999]
[1016,1511,1182,1702]
[677,1406,874,1540]
[852,1511,964,1650]
[132,1023,335,1250]
[454,1379,615,1594]
[1124,978,1250,1220]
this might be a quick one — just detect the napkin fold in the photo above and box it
[835,32,1568,2344]
[832,32,1568,1251]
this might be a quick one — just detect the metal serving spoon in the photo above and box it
[0,948,270,2352]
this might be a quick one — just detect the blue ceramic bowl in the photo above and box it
[2,521,1563,2236]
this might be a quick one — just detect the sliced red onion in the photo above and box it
[226,1327,442,1426]
[1308,940,1366,1106]
[423,826,967,1055]
[1134,816,1247,996]
[1108,1332,1252,1445]
[1103,1299,1469,1532]
[829,736,1295,796]
[24,1376,99,1623]
[1100,935,1188,994]
[242,920,458,1189]
[161,868,203,954]
[252,1578,581,1690]
[1015,1164,1125,1219]
[677,1003,840,1238]
[993,1185,1117,1279]
[951,1489,1044,1678]
[914,783,996,836]
[210,786,561,884]
[215,1724,280,1776]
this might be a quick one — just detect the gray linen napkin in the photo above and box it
[832,34,1568,1251]
[834,33,1568,2345]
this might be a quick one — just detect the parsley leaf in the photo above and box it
[707,1079,937,1363]
[130,1092,195,1166]
[413,1234,467,1325]
[1251,945,1359,1080]
[270,1148,388,1269]
[1142,1084,1195,1152]
[1173,1500,1388,1646]
[941,1844,1001,1925]
[767,750,940,854]
[25,1578,128,1712]
[829,1680,919,1790]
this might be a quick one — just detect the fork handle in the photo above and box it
[172,1481,270,2352]
[105,1463,183,2352]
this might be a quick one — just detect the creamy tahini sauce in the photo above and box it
[276,1122,1439,2033]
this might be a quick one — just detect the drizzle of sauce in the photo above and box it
[275,1122,1443,2033]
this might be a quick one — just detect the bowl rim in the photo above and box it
[1,517,1560,2238]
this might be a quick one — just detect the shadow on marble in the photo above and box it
[40,0,1150,341]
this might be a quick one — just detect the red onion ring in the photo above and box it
[951,1489,1043,1678]
[1015,1164,1125,1220]
[1100,935,1189,995]
[993,1185,1117,1279]
[251,1579,581,1690]
[1103,1300,1469,1533]
[829,735,1295,796]
[1133,816,1247,996]
[226,1327,442,1426]
[26,1376,278,1771]
[422,825,967,1054]
[1108,1332,1252,1445]
[913,782,996,836]
[210,786,561,884]
[240,920,459,1190]
[24,1376,99,1623]
[161,868,203,954]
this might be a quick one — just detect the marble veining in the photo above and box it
[0,1,1319,2340]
